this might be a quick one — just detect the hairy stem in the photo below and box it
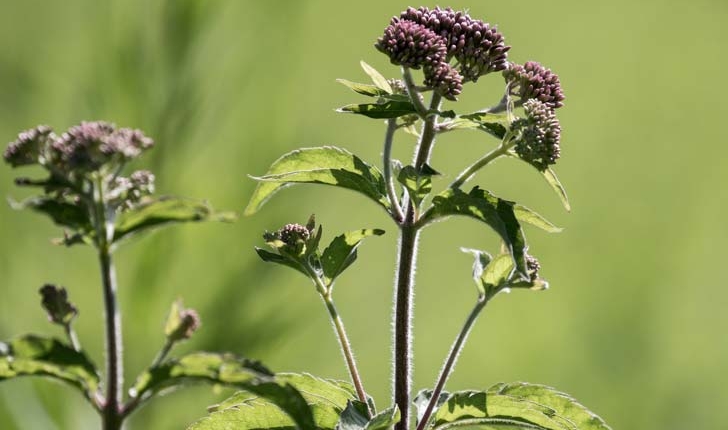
[394,91,443,430]
[92,176,124,430]
[416,295,489,430]
[449,143,511,190]
[384,119,405,222]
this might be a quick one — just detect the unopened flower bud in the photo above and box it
[511,99,562,170]
[39,284,78,326]
[3,125,55,167]
[376,19,447,70]
[424,63,463,101]
[503,61,565,109]
[165,300,201,342]
[526,255,541,282]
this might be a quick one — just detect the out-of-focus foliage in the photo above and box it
[0,0,727,429]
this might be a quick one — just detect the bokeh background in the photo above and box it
[1,0,727,428]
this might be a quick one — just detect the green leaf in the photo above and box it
[338,100,417,119]
[0,335,100,403]
[337,79,389,97]
[422,187,528,278]
[9,196,91,231]
[428,385,612,430]
[192,373,358,430]
[414,390,450,428]
[366,405,400,430]
[114,196,237,243]
[541,168,571,212]
[513,205,562,233]
[321,229,385,286]
[245,146,391,215]
[360,61,393,94]
[255,247,309,277]
[336,401,370,430]
[397,165,438,206]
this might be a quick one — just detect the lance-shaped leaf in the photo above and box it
[514,205,562,233]
[114,196,236,243]
[255,247,309,277]
[0,335,99,403]
[338,100,417,119]
[9,196,91,232]
[360,61,393,94]
[541,168,571,212]
[422,187,528,278]
[321,228,385,286]
[337,79,389,97]
[245,146,391,215]
[397,164,439,206]
[190,373,359,430]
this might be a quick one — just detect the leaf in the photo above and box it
[513,205,562,233]
[321,229,385,286]
[245,146,391,215]
[360,61,392,94]
[114,196,237,243]
[428,385,612,430]
[481,254,515,295]
[397,165,438,206]
[337,79,389,97]
[255,247,309,277]
[338,101,417,119]
[191,373,358,430]
[336,401,370,430]
[414,390,450,428]
[0,335,100,402]
[366,405,400,430]
[422,187,528,278]
[541,168,571,212]
[460,248,493,295]
[9,196,91,231]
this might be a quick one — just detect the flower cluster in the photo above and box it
[376,7,510,100]
[503,61,565,109]
[39,284,78,326]
[264,221,315,257]
[165,301,202,343]
[511,99,562,170]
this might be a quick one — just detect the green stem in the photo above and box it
[151,339,174,369]
[384,119,404,222]
[449,143,511,190]
[64,324,81,352]
[393,92,443,430]
[415,295,489,430]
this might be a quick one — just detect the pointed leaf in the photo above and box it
[481,254,515,295]
[422,187,528,278]
[336,401,370,430]
[397,165,436,206]
[114,196,236,243]
[360,61,393,94]
[321,229,385,285]
[255,248,309,277]
[366,405,400,430]
[337,79,389,97]
[514,205,562,233]
[245,146,390,215]
[460,248,493,295]
[9,196,91,231]
[338,101,417,119]
[542,168,571,212]
[0,335,99,403]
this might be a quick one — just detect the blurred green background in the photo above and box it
[1,0,727,428]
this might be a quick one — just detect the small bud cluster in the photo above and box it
[503,61,565,110]
[111,170,155,209]
[278,223,311,246]
[511,99,562,170]
[525,255,541,283]
[2,125,54,167]
[423,63,463,101]
[166,303,201,343]
[39,284,78,326]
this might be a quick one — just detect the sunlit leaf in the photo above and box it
[422,187,528,277]
[513,205,562,233]
[336,401,370,430]
[360,61,393,94]
[542,168,570,212]
[338,101,417,119]
[337,79,389,97]
[321,229,385,286]
[366,405,400,430]
[414,389,450,428]
[245,146,390,215]
[0,335,99,403]
[397,165,439,206]
[114,196,236,243]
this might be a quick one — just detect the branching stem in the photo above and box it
[384,119,405,222]
[450,143,512,190]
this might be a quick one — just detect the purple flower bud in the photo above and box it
[511,99,562,170]
[278,223,311,246]
[166,301,201,342]
[3,125,55,167]
[375,19,447,70]
[39,284,78,326]
[424,63,463,101]
[503,61,565,109]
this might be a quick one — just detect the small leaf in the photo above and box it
[542,168,571,212]
[422,187,528,278]
[360,61,392,94]
[514,205,563,233]
[245,146,391,216]
[321,229,385,286]
[338,101,417,119]
[0,335,100,403]
[366,405,400,430]
[414,390,450,428]
[336,401,370,430]
[481,254,515,294]
[337,79,389,97]
[397,165,437,206]
[255,247,308,277]
[114,196,236,243]
[460,248,493,290]
[9,196,91,232]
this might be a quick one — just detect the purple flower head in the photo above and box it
[424,63,463,101]
[511,99,562,170]
[503,61,565,109]
[375,19,447,69]
[3,125,55,167]
[278,223,311,247]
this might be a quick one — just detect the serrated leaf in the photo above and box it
[542,168,570,212]
[337,79,389,97]
[114,196,236,243]
[397,165,436,206]
[245,146,390,215]
[360,61,392,94]
[0,335,99,403]
[9,196,91,231]
[321,229,385,286]
[514,205,562,233]
[338,101,417,119]
[422,187,528,278]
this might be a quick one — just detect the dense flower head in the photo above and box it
[39,284,78,326]
[278,223,311,246]
[375,19,447,69]
[424,63,463,101]
[3,125,55,167]
[503,61,565,109]
[511,99,561,170]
